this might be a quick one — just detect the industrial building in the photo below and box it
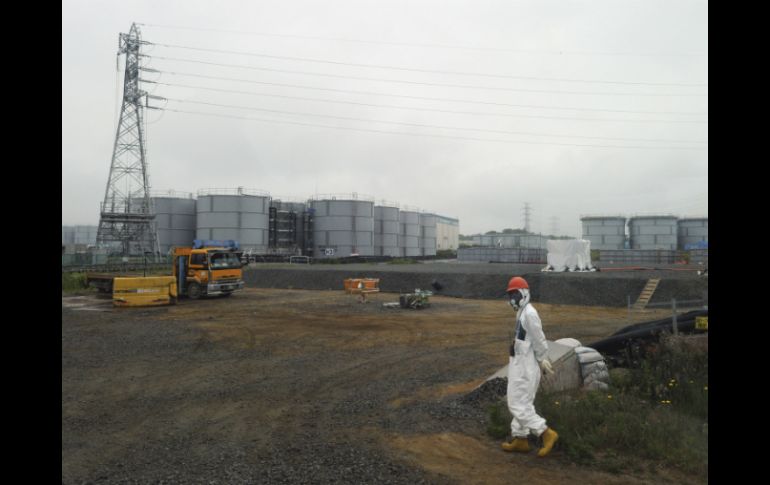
[269,198,310,256]
[434,215,460,250]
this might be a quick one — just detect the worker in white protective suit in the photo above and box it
[500,276,559,457]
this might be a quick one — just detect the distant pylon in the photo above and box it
[96,23,160,257]
[522,202,532,233]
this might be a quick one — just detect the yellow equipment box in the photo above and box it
[344,278,380,294]
[113,276,178,307]
[695,316,708,330]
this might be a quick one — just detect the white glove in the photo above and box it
[540,359,554,375]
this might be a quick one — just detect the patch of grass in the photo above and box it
[535,387,707,476]
[485,401,512,439]
[388,258,417,265]
[629,334,709,421]
[61,272,89,293]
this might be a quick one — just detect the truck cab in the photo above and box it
[173,240,245,299]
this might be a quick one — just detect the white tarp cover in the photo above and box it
[545,239,593,272]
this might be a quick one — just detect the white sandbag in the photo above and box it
[555,338,582,348]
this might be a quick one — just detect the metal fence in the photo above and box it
[457,247,547,263]
[598,249,708,265]
[627,297,709,331]
[689,249,709,265]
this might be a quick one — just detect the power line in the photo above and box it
[148,81,709,131]
[166,98,708,149]
[161,108,707,150]
[146,70,708,124]
[157,95,706,144]
[144,56,708,116]
[138,23,708,58]
[145,41,708,92]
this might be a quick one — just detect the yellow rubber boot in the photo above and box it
[501,437,530,452]
[537,427,559,457]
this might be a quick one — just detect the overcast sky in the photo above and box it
[62,0,707,236]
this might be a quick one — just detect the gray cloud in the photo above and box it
[62,0,708,235]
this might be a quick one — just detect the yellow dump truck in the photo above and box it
[173,240,245,299]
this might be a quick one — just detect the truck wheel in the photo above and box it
[187,282,202,299]
[220,291,233,298]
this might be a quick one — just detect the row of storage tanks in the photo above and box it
[581,215,708,251]
[469,233,550,249]
[61,225,99,245]
[150,191,437,258]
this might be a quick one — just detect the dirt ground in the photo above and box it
[62,288,693,484]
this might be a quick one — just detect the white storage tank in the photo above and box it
[310,195,375,258]
[581,216,626,250]
[196,188,270,252]
[62,225,98,245]
[73,225,98,245]
[628,215,678,250]
[151,192,197,255]
[677,217,708,249]
[520,234,549,249]
[61,226,75,244]
[374,204,400,257]
[399,208,420,257]
[419,213,437,256]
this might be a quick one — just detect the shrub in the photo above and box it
[61,272,88,292]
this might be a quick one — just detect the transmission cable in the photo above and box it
[144,56,708,116]
[147,80,708,121]
[145,71,707,124]
[143,39,707,84]
[144,42,707,93]
[161,97,707,145]
[160,107,708,151]
[138,23,707,58]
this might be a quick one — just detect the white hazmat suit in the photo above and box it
[507,288,550,438]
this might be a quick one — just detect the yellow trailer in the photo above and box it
[112,276,178,307]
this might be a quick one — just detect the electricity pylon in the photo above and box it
[96,23,160,257]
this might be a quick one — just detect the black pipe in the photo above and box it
[611,309,708,336]
[589,310,707,356]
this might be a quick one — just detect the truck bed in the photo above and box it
[86,272,143,293]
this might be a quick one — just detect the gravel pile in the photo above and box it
[459,378,507,407]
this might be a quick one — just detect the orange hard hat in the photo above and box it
[506,276,529,293]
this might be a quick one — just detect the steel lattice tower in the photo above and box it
[522,202,532,233]
[96,23,160,257]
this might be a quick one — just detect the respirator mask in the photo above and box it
[509,290,523,310]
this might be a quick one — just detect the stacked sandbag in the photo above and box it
[575,346,610,391]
